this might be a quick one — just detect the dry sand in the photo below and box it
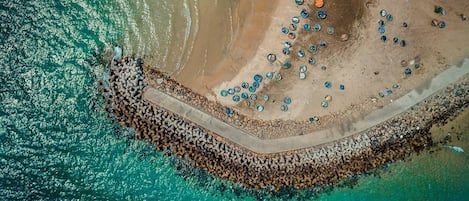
[174,1,278,96]
[161,0,469,137]
[187,0,469,121]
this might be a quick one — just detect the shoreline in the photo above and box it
[103,57,468,189]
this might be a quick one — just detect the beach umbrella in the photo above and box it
[309,44,317,53]
[283,60,292,69]
[324,95,332,102]
[275,73,282,81]
[234,86,241,93]
[281,104,289,112]
[438,21,446,28]
[340,84,345,90]
[295,0,304,6]
[378,20,385,27]
[386,14,394,21]
[315,0,324,8]
[292,16,300,24]
[225,107,234,115]
[281,27,289,34]
[283,47,290,55]
[301,9,309,18]
[321,65,327,71]
[327,27,335,34]
[341,34,349,41]
[248,86,256,93]
[299,65,307,73]
[250,94,257,101]
[232,95,240,102]
[290,23,297,31]
[284,97,292,104]
[400,40,407,47]
[241,92,248,99]
[297,50,305,57]
[405,68,412,75]
[256,105,264,112]
[380,9,387,17]
[324,81,332,88]
[381,35,387,42]
[288,32,296,39]
[303,23,311,31]
[393,37,399,44]
[266,72,274,80]
[313,24,321,31]
[220,90,228,97]
[252,81,260,88]
[317,10,327,19]
[321,101,329,108]
[285,41,292,48]
[299,72,306,80]
[228,88,235,95]
[319,40,327,48]
[378,26,385,34]
[267,53,277,63]
[254,74,263,83]
[241,82,249,89]
[308,57,316,65]
[262,94,269,101]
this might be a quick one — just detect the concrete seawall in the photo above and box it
[104,57,468,190]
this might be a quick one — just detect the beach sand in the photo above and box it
[174,1,278,96]
[152,0,469,137]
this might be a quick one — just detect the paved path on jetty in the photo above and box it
[144,61,469,154]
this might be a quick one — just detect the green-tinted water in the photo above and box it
[0,0,467,200]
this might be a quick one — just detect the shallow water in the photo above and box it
[0,1,467,200]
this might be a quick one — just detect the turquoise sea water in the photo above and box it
[0,1,467,200]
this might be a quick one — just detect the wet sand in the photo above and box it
[174,1,278,96]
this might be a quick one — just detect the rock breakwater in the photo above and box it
[103,57,468,190]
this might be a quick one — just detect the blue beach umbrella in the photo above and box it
[340,84,345,90]
[241,92,248,99]
[220,90,228,97]
[228,88,235,95]
[292,16,300,24]
[313,23,321,31]
[281,27,289,34]
[284,97,292,104]
[300,9,309,18]
[324,81,332,88]
[308,57,316,65]
[232,95,240,102]
[241,82,249,89]
[252,81,260,88]
[283,47,290,55]
[317,10,327,19]
[248,86,256,93]
[266,72,274,80]
[378,26,385,34]
[309,44,317,53]
[295,0,304,6]
[283,60,292,69]
[297,50,305,57]
[303,23,311,31]
[254,74,263,83]
[405,68,412,75]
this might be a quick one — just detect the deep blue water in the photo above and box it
[0,1,467,200]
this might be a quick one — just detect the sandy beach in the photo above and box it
[161,0,469,131]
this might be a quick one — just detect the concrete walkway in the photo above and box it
[143,60,469,154]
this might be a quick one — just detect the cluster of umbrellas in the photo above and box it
[378,9,407,47]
